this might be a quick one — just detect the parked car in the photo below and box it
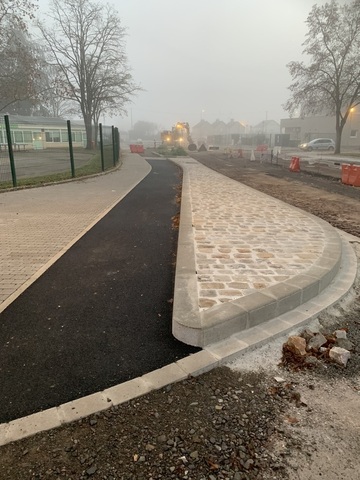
[298,138,335,152]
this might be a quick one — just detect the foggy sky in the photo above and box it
[38,0,331,131]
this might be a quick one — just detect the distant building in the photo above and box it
[227,119,247,135]
[191,118,247,146]
[0,115,87,149]
[280,111,360,149]
[251,120,280,135]
[191,120,213,142]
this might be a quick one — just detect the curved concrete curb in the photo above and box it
[206,235,358,361]
[172,159,347,347]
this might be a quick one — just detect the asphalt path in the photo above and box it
[0,159,199,423]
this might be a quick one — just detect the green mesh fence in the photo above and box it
[0,116,120,189]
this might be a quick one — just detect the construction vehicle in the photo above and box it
[160,122,197,151]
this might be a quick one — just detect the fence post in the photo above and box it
[118,129,121,159]
[115,127,120,164]
[4,115,17,188]
[112,126,116,167]
[67,120,75,178]
[99,123,105,172]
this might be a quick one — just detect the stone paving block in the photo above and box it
[176,350,219,376]
[198,302,249,346]
[235,326,270,349]
[3,407,61,445]
[233,291,277,327]
[279,306,319,327]
[262,318,294,338]
[59,392,112,424]
[285,274,320,303]
[103,378,151,406]
[318,266,339,292]
[202,301,248,328]
[206,337,249,363]
[264,282,302,316]
[142,363,189,390]
[0,423,9,447]
[173,320,203,347]
[173,273,199,328]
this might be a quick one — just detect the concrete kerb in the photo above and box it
[0,356,214,446]
[171,157,352,347]
[172,165,200,334]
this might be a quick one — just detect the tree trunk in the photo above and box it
[335,128,342,154]
[84,114,93,149]
[335,109,343,154]
[93,122,99,148]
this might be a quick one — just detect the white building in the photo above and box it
[0,115,87,149]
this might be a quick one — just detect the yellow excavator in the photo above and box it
[161,122,197,151]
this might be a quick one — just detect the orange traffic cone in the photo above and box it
[289,156,300,172]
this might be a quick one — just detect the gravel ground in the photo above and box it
[0,157,359,479]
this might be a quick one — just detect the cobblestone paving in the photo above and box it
[176,159,327,311]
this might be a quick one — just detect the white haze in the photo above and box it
[37,0,332,131]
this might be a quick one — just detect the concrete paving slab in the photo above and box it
[103,378,152,406]
[59,393,112,424]
[1,408,61,446]
[142,363,189,389]
[176,350,219,376]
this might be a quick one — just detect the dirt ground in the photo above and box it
[0,155,359,479]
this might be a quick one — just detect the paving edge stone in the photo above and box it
[171,158,347,347]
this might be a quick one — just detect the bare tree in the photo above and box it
[0,29,43,113]
[132,121,158,141]
[284,0,360,154]
[0,0,37,32]
[40,64,79,118]
[38,0,141,148]
[0,0,41,113]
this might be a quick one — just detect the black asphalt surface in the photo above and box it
[0,159,200,423]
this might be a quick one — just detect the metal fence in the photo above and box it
[0,115,120,189]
